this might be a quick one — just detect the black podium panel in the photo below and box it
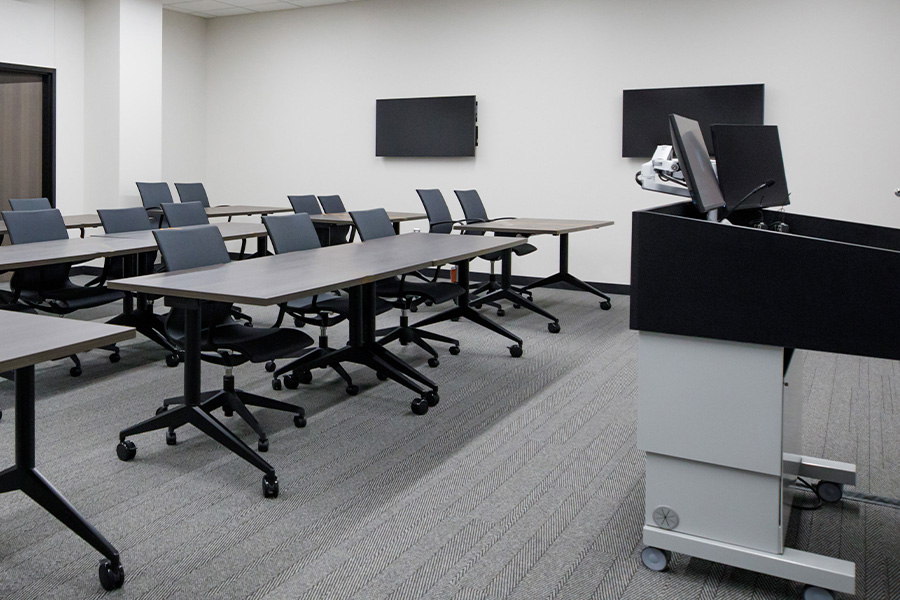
[631,202,900,361]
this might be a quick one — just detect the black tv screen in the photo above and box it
[669,114,726,214]
[711,124,790,214]
[376,95,477,157]
[622,84,764,158]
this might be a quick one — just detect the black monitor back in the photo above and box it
[712,124,790,214]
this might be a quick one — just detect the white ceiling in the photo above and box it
[163,0,365,19]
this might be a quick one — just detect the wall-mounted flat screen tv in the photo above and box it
[622,84,764,158]
[376,95,477,157]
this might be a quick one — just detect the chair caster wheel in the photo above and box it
[600,300,612,310]
[155,405,168,415]
[283,374,300,389]
[165,354,180,367]
[449,345,460,356]
[376,371,389,381]
[816,481,843,503]
[425,390,440,407]
[258,438,269,452]
[802,585,835,600]
[262,473,279,498]
[428,357,440,368]
[513,303,521,309]
[294,414,307,428]
[265,360,276,372]
[509,345,523,358]
[70,366,82,377]
[298,370,313,384]
[548,322,561,334]
[98,559,125,591]
[272,379,283,391]
[0,409,3,422]
[116,440,136,461]
[109,352,121,364]
[472,303,482,310]
[411,398,429,415]
[165,429,177,446]
[346,385,359,396]
[223,407,233,417]
[640,546,670,572]
[497,309,505,317]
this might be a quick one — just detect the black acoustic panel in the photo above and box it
[622,84,764,158]
[631,202,900,361]
[376,96,476,158]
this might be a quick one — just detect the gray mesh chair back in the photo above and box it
[263,213,322,254]
[287,195,322,215]
[317,194,353,244]
[317,195,346,213]
[454,189,489,236]
[174,183,210,207]
[162,201,209,227]
[349,208,396,241]
[1,208,68,243]
[153,224,230,272]
[98,207,152,233]
[416,189,454,234]
[136,182,175,210]
[9,197,52,211]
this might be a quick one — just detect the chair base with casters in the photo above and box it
[375,307,460,368]
[271,323,358,396]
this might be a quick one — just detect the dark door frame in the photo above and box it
[0,62,56,207]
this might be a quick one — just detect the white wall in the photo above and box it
[187,0,900,286]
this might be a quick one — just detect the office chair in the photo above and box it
[129,224,313,453]
[98,207,182,365]
[1,209,123,375]
[350,208,463,366]
[174,182,210,207]
[262,212,393,393]
[317,194,356,244]
[8,197,52,211]
[136,181,176,227]
[454,189,537,314]
[288,195,331,247]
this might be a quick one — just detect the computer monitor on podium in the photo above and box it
[712,124,790,215]
[668,114,726,217]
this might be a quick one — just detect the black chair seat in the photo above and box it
[480,242,536,262]
[376,277,464,306]
[204,323,314,363]
[18,279,125,311]
[284,293,392,320]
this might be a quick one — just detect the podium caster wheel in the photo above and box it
[262,473,279,498]
[265,361,276,373]
[165,353,180,367]
[109,352,121,364]
[802,586,835,600]
[509,345,523,358]
[497,309,505,317]
[449,345,460,355]
[294,413,307,428]
[98,559,125,591]
[816,481,843,503]
[548,322,561,334]
[272,379,282,391]
[155,405,168,415]
[600,300,612,310]
[376,371,389,381]
[165,429,177,446]
[411,398,429,415]
[258,438,269,452]
[425,390,440,407]
[641,546,670,572]
[346,385,359,396]
[70,366,82,377]
[298,370,313,384]
[428,357,440,368]
[116,440,136,461]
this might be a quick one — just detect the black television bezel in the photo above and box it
[375,95,477,158]
[668,113,726,214]
[711,123,791,214]
[622,83,764,158]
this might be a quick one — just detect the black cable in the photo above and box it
[791,477,823,510]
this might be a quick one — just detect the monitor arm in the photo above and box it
[635,145,718,198]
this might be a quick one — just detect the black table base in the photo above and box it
[519,233,612,310]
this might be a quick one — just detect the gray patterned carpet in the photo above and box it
[0,289,897,599]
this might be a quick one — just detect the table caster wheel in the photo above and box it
[411,398,429,415]
[425,390,440,407]
[109,352,120,364]
[641,546,670,572]
[70,366,82,377]
[297,370,313,384]
[346,384,359,396]
[802,585,835,600]
[223,406,233,417]
[165,429,177,446]
[449,345,460,355]
[294,414,307,428]
[258,438,269,452]
[155,405,168,415]
[262,473,279,498]
[816,481,843,503]
[272,378,283,391]
[600,300,612,310]
[376,371,389,381]
[428,357,440,368]
[265,360,276,372]
[548,322,561,334]
[165,353,180,367]
[509,345,523,358]
[98,559,125,591]
[497,308,505,317]
[116,440,136,461]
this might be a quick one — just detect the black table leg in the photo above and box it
[519,234,612,310]
[0,365,125,590]
[473,249,561,332]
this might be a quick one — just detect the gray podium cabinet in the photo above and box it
[626,201,900,597]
